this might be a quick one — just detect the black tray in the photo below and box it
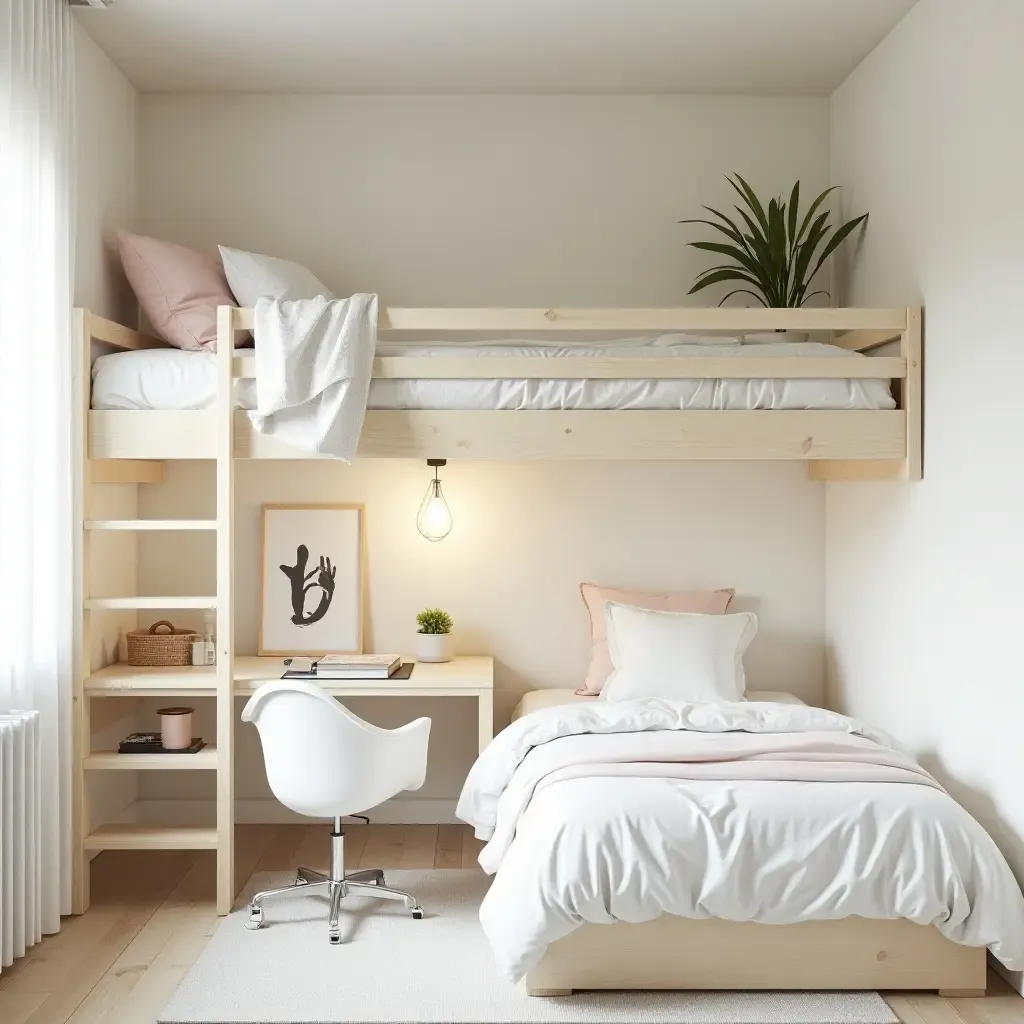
[118,736,206,755]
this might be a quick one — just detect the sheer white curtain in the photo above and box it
[0,0,76,929]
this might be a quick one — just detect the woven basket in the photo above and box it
[126,620,199,667]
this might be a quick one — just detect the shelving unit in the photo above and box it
[73,307,237,916]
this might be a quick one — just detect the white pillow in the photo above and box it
[219,246,334,305]
[600,602,757,703]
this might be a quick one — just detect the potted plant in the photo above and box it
[679,174,868,330]
[415,607,453,664]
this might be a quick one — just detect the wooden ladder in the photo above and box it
[72,307,236,915]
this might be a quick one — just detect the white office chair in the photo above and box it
[241,679,431,944]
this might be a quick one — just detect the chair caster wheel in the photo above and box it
[329,930,342,945]
[245,907,264,930]
[411,907,424,920]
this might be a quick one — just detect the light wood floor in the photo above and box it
[0,824,1020,1024]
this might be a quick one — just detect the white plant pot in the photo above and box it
[415,632,452,664]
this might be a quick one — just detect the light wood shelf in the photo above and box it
[84,824,219,851]
[84,746,218,770]
[85,596,216,610]
[86,662,216,696]
[85,519,217,531]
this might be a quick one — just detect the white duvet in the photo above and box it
[456,700,1024,982]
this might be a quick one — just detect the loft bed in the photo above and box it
[82,305,922,481]
[72,304,923,921]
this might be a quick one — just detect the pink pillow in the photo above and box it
[117,231,236,351]
[577,583,735,695]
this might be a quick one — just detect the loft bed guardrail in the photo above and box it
[80,305,922,483]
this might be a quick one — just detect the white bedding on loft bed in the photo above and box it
[91,336,896,412]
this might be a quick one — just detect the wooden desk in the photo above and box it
[85,654,496,753]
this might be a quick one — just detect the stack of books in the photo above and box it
[283,654,404,680]
[314,655,401,679]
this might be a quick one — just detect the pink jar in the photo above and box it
[157,707,194,750]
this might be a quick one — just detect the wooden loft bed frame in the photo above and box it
[72,304,923,922]
[83,305,922,482]
[74,301,988,999]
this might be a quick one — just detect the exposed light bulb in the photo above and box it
[417,460,453,541]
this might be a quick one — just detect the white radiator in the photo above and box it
[0,711,42,971]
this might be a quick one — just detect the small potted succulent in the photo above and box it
[415,607,453,664]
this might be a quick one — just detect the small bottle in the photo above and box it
[191,634,206,666]
[203,610,217,666]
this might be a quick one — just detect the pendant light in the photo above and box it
[417,459,453,541]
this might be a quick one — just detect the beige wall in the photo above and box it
[826,0,1024,979]
[136,94,829,306]
[135,459,826,817]
[74,22,139,827]
[133,93,832,819]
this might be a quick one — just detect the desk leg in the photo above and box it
[477,690,494,754]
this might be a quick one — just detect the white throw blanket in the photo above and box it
[457,700,1024,981]
[250,294,378,459]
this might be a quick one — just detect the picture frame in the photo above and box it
[258,504,365,656]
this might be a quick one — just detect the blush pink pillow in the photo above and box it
[577,583,735,696]
[117,231,237,351]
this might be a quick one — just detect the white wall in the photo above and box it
[827,0,1024,923]
[137,94,828,306]
[134,94,832,819]
[75,23,137,326]
[74,22,140,827]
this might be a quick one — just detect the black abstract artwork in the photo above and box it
[279,544,337,627]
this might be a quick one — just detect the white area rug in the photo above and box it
[160,870,898,1023]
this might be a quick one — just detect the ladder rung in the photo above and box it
[85,747,218,770]
[85,519,217,531]
[85,596,217,610]
[84,824,219,851]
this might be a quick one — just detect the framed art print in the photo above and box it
[259,504,365,656]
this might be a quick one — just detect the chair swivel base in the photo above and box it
[245,822,423,944]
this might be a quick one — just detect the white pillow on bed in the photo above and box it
[219,246,334,306]
[601,602,757,703]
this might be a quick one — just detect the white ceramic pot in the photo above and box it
[415,632,452,664]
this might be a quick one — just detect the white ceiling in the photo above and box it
[76,0,918,95]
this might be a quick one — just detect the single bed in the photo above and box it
[458,698,1024,996]
[91,336,895,413]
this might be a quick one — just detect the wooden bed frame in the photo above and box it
[524,915,986,997]
[75,304,960,997]
[84,305,922,479]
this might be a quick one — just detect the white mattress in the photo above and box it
[91,335,895,412]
